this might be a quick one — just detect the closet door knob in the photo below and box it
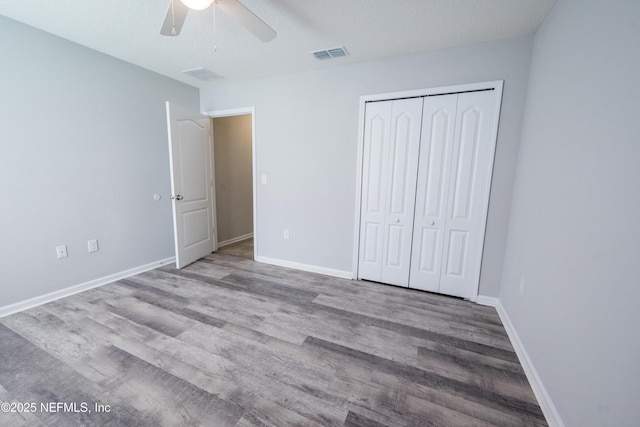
[428,221,435,226]
[395,219,400,223]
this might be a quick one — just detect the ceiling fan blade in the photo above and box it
[216,0,276,42]
[160,1,190,36]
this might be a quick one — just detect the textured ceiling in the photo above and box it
[0,0,555,88]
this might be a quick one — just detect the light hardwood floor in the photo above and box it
[0,253,546,426]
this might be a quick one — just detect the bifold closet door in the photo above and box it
[358,98,423,286]
[408,94,458,292]
[409,90,497,298]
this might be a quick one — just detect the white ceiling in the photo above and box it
[0,0,555,89]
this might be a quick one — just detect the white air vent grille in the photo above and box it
[182,67,223,81]
[311,46,349,60]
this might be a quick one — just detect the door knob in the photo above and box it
[395,219,400,223]
[171,194,184,201]
[428,220,435,226]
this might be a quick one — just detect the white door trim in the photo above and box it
[202,106,257,260]
[352,81,504,301]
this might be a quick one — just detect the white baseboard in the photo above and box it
[255,256,353,280]
[476,295,564,427]
[218,233,254,248]
[0,257,176,318]
[475,295,499,307]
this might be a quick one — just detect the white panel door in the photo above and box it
[358,98,423,286]
[438,90,496,298]
[166,102,215,269]
[358,101,392,281]
[409,94,458,292]
[381,98,423,285]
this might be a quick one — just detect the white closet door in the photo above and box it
[438,90,496,298]
[358,101,392,282]
[409,94,458,292]
[358,98,423,286]
[381,98,423,285]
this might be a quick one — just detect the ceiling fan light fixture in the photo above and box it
[180,0,214,11]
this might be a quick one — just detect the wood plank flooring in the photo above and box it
[0,253,547,426]
[217,238,254,259]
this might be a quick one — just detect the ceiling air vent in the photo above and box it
[182,67,224,81]
[312,46,349,60]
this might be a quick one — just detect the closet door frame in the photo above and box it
[352,80,503,302]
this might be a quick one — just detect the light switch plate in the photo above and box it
[88,239,99,253]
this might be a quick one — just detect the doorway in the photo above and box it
[207,108,257,260]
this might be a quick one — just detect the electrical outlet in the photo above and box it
[283,229,289,240]
[56,245,68,259]
[519,276,525,295]
[88,239,99,253]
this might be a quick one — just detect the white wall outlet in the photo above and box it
[283,229,289,240]
[261,174,268,185]
[56,245,68,259]
[88,239,99,253]
[519,276,525,295]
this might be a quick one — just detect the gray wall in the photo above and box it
[0,17,199,308]
[213,115,253,244]
[499,0,640,425]
[201,36,533,296]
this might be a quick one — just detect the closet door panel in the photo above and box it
[380,98,423,286]
[362,222,381,263]
[358,102,392,282]
[409,95,458,292]
[440,90,496,298]
[417,227,439,271]
[444,229,468,276]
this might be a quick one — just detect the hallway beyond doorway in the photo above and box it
[217,237,253,259]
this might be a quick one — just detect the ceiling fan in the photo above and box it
[160,0,276,42]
